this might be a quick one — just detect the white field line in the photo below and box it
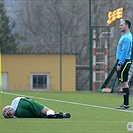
[1,119,127,124]
[0,131,128,133]
[1,91,133,113]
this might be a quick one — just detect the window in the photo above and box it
[31,73,49,90]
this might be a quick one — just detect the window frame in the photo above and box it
[30,73,50,90]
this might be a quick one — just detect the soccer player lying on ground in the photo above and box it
[2,97,71,119]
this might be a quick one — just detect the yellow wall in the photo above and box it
[2,54,76,91]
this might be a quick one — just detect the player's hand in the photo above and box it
[117,65,121,71]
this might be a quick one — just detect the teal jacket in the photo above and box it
[116,32,132,65]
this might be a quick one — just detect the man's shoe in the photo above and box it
[56,112,71,118]
[63,113,71,118]
[116,104,130,110]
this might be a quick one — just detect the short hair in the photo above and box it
[125,20,131,28]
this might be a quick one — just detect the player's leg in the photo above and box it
[116,61,131,110]
[47,112,71,119]
[40,106,55,118]
[40,106,71,118]
[17,97,71,118]
[41,109,71,118]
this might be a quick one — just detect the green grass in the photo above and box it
[0,90,133,133]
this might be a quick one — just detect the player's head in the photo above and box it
[119,19,131,33]
[125,20,131,29]
[2,106,15,118]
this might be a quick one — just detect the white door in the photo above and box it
[2,73,8,90]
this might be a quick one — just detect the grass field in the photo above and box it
[0,90,133,133]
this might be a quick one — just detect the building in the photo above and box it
[1,53,76,91]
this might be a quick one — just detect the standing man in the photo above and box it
[116,19,132,110]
